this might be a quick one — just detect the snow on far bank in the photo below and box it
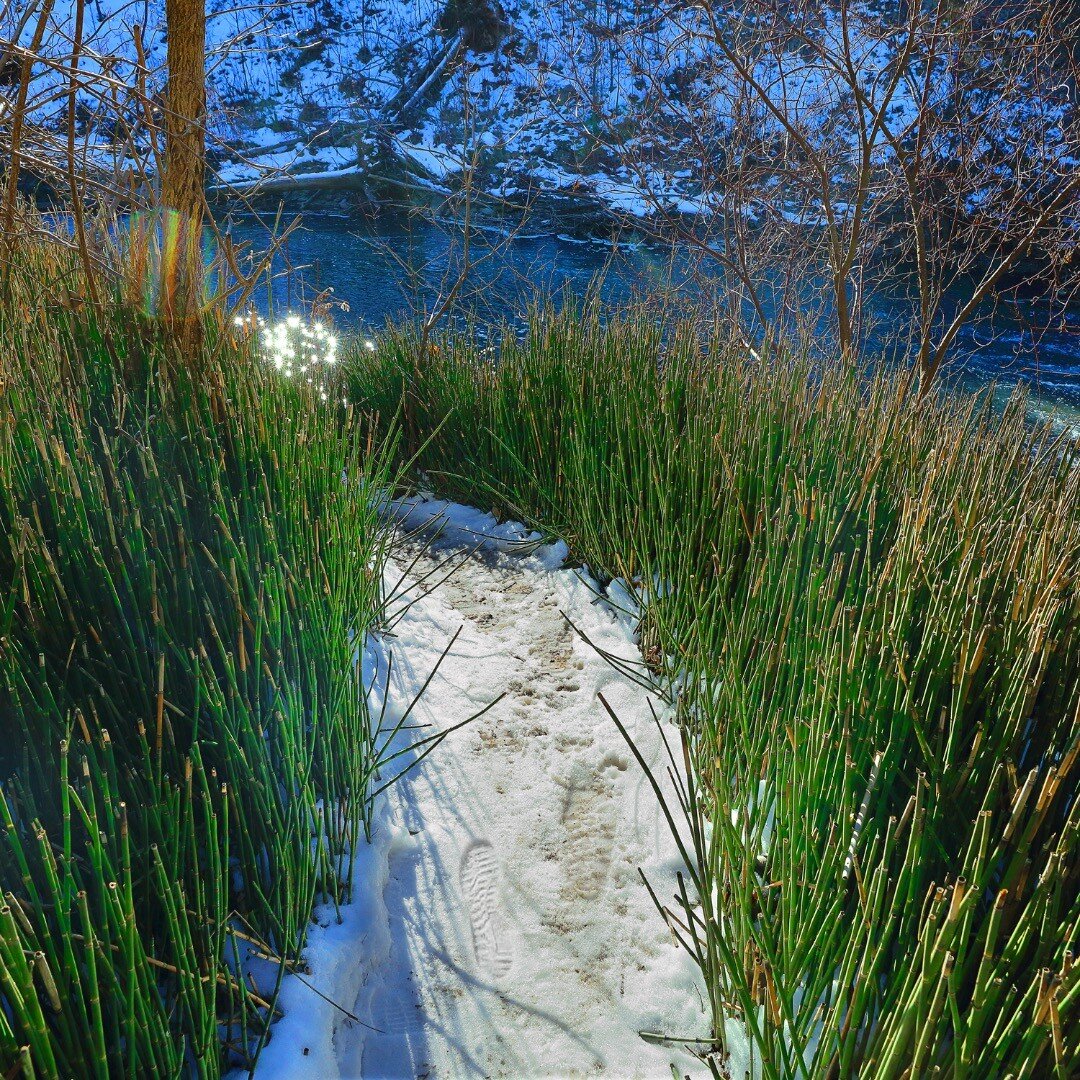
[19,0,1074,225]
[252,498,720,1079]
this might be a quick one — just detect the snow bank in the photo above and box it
[249,795,405,1080]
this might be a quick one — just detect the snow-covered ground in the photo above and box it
[11,0,1073,229]
[252,499,714,1079]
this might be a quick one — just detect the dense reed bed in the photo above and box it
[352,308,1080,1078]
[0,241,396,1075]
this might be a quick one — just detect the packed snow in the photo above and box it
[251,498,718,1079]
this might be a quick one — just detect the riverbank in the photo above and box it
[2,230,1077,1077]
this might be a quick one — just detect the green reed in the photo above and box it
[0,240,398,1075]
[351,305,1079,1077]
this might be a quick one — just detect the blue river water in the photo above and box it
[223,212,1080,425]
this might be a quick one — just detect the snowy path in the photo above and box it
[255,501,708,1080]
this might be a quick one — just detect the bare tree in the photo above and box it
[161,0,206,353]
[0,0,295,361]
[549,0,1080,389]
[1,0,56,261]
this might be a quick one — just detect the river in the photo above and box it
[225,212,1080,428]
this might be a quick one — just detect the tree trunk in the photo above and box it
[161,0,206,358]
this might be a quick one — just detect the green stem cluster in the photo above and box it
[354,304,1079,1077]
[0,240,397,1076]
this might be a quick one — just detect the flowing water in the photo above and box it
[226,212,1080,428]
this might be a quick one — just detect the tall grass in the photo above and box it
[351,307,1079,1077]
[0,239,397,1075]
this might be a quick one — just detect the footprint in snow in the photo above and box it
[367,985,420,1035]
[460,840,513,980]
[558,761,619,903]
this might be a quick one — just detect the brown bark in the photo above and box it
[1,0,57,260]
[161,0,206,356]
